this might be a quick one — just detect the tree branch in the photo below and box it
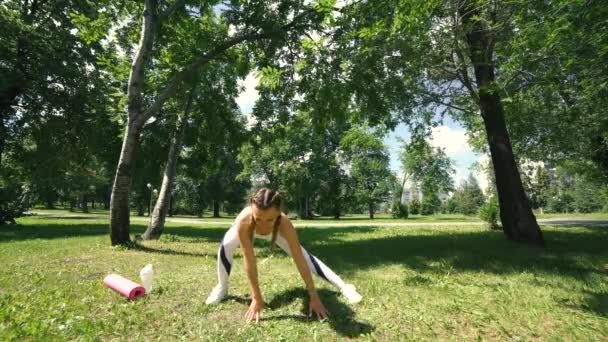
[138,9,316,125]
[158,0,187,22]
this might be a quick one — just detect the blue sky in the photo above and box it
[236,73,488,190]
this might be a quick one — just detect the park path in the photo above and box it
[28,212,608,227]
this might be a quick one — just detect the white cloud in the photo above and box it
[429,125,470,155]
[427,125,494,194]
[236,73,260,112]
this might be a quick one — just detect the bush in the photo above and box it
[0,180,30,225]
[546,192,575,213]
[391,201,409,219]
[421,193,440,216]
[479,198,500,230]
[409,198,420,215]
[421,199,434,215]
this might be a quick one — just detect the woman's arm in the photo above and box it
[279,216,329,319]
[237,221,263,322]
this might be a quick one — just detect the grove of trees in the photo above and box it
[2,0,607,247]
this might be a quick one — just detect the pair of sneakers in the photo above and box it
[205,283,363,304]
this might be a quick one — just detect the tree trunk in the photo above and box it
[109,0,157,245]
[213,201,220,218]
[80,195,88,213]
[297,196,304,218]
[369,203,374,219]
[105,189,110,209]
[400,172,408,204]
[92,199,95,209]
[107,0,305,244]
[168,194,174,217]
[143,92,192,240]
[460,1,544,246]
[109,122,142,245]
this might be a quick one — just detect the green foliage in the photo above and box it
[479,198,500,230]
[239,111,353,218]
[447,174,486,215]
[341,126,394,217]
[399,133,454,217]
[391,200,409,219]
[496,0,608,181]
[257,66,284,90]
[571,177,605,214]
[69,11,112,44]
[409,198,421,215]
[0,181,29,225]
[421,193,440,216]
[547,192,575,214]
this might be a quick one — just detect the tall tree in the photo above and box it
[293,0,544,244]
[79,0,324,244]
[239,110,350,218]
[448,173,485,215]
[399,132,454,215]
[340,126,393,219]
[1,0,121,222]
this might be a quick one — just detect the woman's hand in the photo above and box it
[309,296,330,321]
[245,298,263,323]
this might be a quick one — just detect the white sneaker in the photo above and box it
[205,284,227,305]
[341,284,362,304]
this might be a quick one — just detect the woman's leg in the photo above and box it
[206,224,240,304]
[273,234,347,290]
[273,234,361,303]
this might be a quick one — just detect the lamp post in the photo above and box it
[146,183,153,216]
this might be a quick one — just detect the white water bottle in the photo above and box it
[140,264,154,294]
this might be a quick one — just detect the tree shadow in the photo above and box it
[560,289,608,318]
[294,225,608,281]
[579,291,608,317]
[129,243,211,258]
[265,288,374,338]
[0,221,113,242]
[0,221,228,243]
[224,294,251,306]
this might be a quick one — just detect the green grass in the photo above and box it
[535,212,608,220]
[1,217,607,340]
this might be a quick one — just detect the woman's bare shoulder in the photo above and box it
[234,206,253,229]
[279,212,295,229]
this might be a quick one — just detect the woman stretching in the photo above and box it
[205,188,362,322]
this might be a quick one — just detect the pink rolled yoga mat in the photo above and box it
[103,274,146,300]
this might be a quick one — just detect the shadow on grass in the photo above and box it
[218,289,373,337]
[264,288,373,338]
[4,219,608,321]
[299,216,475,222]
[0,221,228,243]
[581,291,608,317]
[294,225,608,276]
[129,243,212,258]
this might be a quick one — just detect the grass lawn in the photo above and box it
[1,217,607,340]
